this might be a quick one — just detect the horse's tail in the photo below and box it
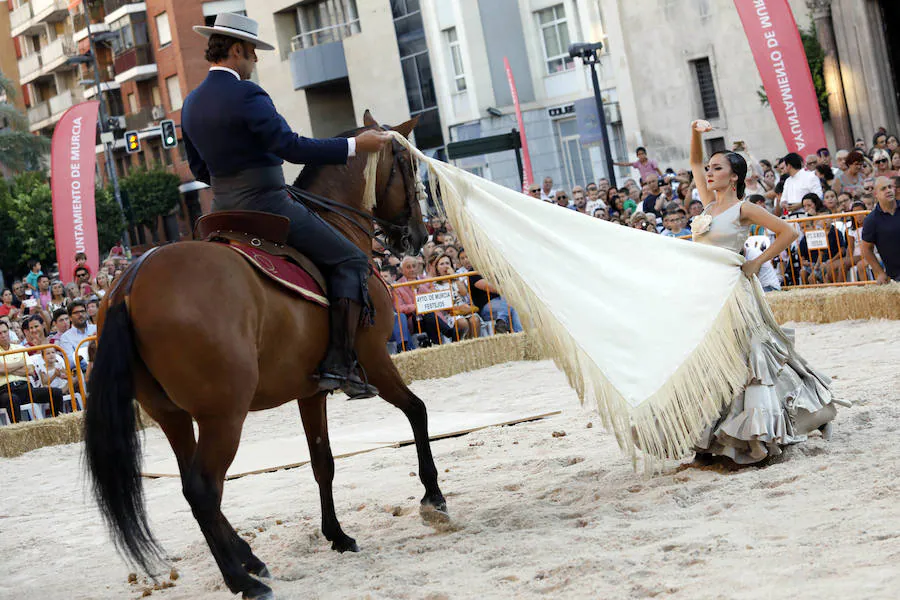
[84,298,162,574]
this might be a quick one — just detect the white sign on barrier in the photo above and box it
[805,230,829,250]
[415,290,454,314]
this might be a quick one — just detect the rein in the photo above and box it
[286,137,416,257]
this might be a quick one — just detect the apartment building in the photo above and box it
[420,0,637,192]
[8,0,241,242]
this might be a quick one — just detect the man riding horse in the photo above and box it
[182,13,392,399]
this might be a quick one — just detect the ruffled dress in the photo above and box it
[692,201,850,464]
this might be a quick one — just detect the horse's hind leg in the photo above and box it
[185,414,272,600]
[136,368,269,578]
[298,394,359,552]
[358,349,447,514]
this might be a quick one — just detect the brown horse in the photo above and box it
[84,112,446,600]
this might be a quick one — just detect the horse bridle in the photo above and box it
[285,131,418,256]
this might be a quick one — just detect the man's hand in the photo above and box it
[877,272,891,285]
[355,130,393,153]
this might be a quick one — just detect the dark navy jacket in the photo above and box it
[181,69,349,184]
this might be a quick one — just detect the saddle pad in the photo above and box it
[226,241,329,307]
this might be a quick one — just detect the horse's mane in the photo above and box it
[293,125,372,189]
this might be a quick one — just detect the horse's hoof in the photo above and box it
[331,535,360,553]
[255,566,271,579]
[242,580,274,599]
[421,494,448,516]
[419,502,450,524]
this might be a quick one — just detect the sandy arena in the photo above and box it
[1,319,899,600]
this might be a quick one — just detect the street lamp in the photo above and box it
[568,42,617,189]
[67,12,130,250]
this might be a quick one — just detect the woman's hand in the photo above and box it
[741,258,762,279]
[691,119,712,133]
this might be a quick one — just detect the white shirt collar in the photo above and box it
[209,66,241,80]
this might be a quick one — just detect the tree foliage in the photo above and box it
[95,186,126,253]
[0,172,125,279]
[4,174,55,267]
[0,74,50,172]
[119,167,181,228]
[757,23,830,122]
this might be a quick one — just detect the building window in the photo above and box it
[156,12,172,47]
[555,117,594,191]
[109,14,149,55]
[536,4,573,74]
[691,57,720,120]
[444,28,466,92]
[392,0,443,150]
[127,93,138,114]
[705,137,726,155]
[151,85,162,108]
[166,76,183,111]
[292,0,360,51]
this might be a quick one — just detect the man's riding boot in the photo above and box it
[316,298,379,399]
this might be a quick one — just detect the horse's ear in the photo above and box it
[392,116,419,138]
[363,110,379,128]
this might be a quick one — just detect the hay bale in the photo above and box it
[0,412,84,458]
[392,333,534,383]
[0,402,156,458]
[766,283,900,324]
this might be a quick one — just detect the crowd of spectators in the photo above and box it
[525,129,900,289]
[0,246,129,424]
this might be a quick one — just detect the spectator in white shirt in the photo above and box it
[540,176,557,202]
[59,300,97,367]
[780,152,823,214]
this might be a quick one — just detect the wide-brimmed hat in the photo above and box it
[193,13,274,51]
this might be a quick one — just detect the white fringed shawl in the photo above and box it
[372,133,767,468]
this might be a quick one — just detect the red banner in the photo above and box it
[51,100,100,283]
[503,57,534,192]
[735,0,826,154]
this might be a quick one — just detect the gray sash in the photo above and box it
[210,166,286,211]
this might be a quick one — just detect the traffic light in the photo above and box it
[124,130,140,154]
[160,119,178,149]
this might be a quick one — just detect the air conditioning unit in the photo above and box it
[604,102,621,124]
[151,105,166,120]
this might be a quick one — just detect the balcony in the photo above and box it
[10,2,40,37]
[73,6,110,43]
[17,53,42,85]
[103,0,145,20]
[27,101,51,131]
[290,19,360,52]
[31,0,69,24]
[126,107,158,131]
[49,89,75,116]
[114,45,157,84]
[40,36,78,74]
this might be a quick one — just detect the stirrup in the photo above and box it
[342,361,378,400]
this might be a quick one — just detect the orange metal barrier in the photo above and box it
[390,271,511,352]
[779,211,874,289]
[675,211,875,289]
[1,343,79,424]
[74,335,98,402]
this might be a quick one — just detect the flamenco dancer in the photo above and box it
[687,119,850,464]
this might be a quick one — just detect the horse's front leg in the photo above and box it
[298,395,359,552]
[358,349,447,516]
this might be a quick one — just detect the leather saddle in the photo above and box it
[194,210,328,296]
